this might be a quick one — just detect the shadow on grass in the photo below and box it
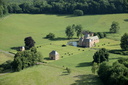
[124,19,128,22]
[71,74,103,85]
[10,47,20,51]
[60,71,69,76]
[76,62,92,67]
[44,57,51,60]
[43,37,78,41]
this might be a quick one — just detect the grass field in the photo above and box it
[0,14,128,51]
[0,52,13,64]
[0,13,128,85]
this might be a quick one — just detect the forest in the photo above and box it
[0,0,128,17]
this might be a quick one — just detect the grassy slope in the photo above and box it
[0,52,13,64]
[0,14,128,85]
[0,65,103,85]
[0,14,128,51]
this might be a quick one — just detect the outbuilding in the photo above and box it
[49,50,59,60]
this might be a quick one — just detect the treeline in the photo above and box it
[0,0,128,17]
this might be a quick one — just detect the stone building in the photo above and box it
[78,32,99,47]
[49,50,59,60]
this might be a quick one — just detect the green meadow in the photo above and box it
[0,13,128,85]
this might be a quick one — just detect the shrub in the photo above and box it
[73,9,84,16]
[46,33,55,39]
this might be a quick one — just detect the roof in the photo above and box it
[50,50,59,55]
[87,36,99,40]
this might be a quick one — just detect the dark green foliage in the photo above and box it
[0,60,13,72]
[12,47,42,72]
[93,48,109,64]
[94,32,107,39]
[65,26,74,39]
[120,33,128,51]
[4,0,128,16]
[75,24,83,38]
[74,9,84,16]
[98,59,128,85]
[110,21,120,33]
[24,36,35,50]
[46,33,55,39]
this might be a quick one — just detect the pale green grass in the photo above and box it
[0,65,103,85]
[0,14,128,51]
[0,52,13,64]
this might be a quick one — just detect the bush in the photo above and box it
[46,33,55,39]
[73,9,84,16]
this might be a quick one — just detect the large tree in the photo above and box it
[65,26,74,39]
[120,33,128,51]
[12,47,42,72]
[109,21,120,33]
[24,36,35,50]
[93,48,109,64]
[75,24,83,38]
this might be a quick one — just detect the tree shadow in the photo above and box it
[76,62,92,67]
[109,49,123,54]
[124,19,128,22]
[43,37,78,41]
[44,57,51,60]
[71,74,103,85]
[60,71,69,76]
[10,47,21,51]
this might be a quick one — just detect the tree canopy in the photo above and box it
[98,58,128,85]
[120,33,128,51]
[12,47,42,72]
[93,48,109,64]
[1,0,128,17]
[24,36,35,50]
[109,21,120,33]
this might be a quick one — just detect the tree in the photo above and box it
[75,24,83,38]
[109,21,120,33]
[46,33,55,39]
[65,26,74,39]
[73,9,84,16]
[120,33,128,51]
[98,60,128,85]
[24,36,35,50]
[93,48,109,64]
[12,49,42,72]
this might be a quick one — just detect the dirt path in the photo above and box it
[0,50,14,56]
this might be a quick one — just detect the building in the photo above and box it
[49,50,59,60]
[78,32,99,47]
[20,46,25,51]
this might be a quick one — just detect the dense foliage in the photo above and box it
[0,0,8,17]
[98,58,128,85]
[65,24,82,39]
[94,32,106,39]
[109,21,120,33]
[0,0,128,17]
[120,33,128,51]
[73,9,84,16]
[46,33,55,39]
[93,48,109,64]
[12,47,42,72]
[24,36,35,50]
